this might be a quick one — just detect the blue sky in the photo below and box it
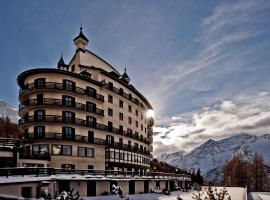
[1,0,270,155]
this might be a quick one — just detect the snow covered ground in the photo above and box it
[250,192,270,200]
[84,187,246,200]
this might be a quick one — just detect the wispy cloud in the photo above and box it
[151,0,270,156]
[153,91,270,156]
[146,0,270,115]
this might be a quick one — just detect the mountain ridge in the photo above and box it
[0,100,19,123]
[157,133,270,182]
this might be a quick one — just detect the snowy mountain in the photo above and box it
[157,133,270,183]
[157,150,187,163]
[0,100,19,123]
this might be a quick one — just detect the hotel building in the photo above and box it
[17,27,154,173]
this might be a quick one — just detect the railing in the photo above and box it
[104,84,145,109]
[23,133,151,156]
[19,150,51,161]
[19,82,104,102]
[19,98,104,116]
[0,167,191,181]
[19,115,150,145]
[0,138,20,148]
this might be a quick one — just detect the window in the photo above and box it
[136,121,138,128]
[34,78,45,89]
[62,145,72,155]
[106,135,114,146]
[108,82,113,90]
[127,128,132,135]
[136,110,138,116]
[63,111,75,123]
[78,147,94,157]
[34,110,45,121]
[128,117,132,125]
[37,93,43,105]
[128,141,131,149]
[108,121,113,132]
[80,71,91,79]
[52,145,61,155]
[119,100,123,108]
[115,151,119,159]
[63,80,75,91]
[86,116,96,127]
[86,87,96,97]
[119,88,123,95]
[61,164,75,169]
[108,108,113,116]
[34,126,45,138]
[119,138,123,146]
[86,101,96,112]
[141,124,143,131]
[32,144,48,154]
[140,134,144,141]
[108,95,113,103]
[21,187,32,198]
[141,113,143,120]
[120,152,124,160]
[128,105,132,113]
[52,145,72,156]
[128,93,132,100]
[119,113,123,120]
[62,127,75,139]
[135,132,139,139]
[119,125,123,134]
[88,165,94,170]
[62,95,75,107]
[134,143,138,151]
[88,131,94,143]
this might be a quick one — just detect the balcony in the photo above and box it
[0,167,191,181]
[19,150,51,161]
[19,98,104,116]
[19,115,150,145]
[104,84,145,109]
[23,133,151,156]
[19,82,104,102]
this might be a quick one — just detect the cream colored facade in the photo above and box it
[17,28,154,172]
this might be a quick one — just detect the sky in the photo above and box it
[0,0,270,156]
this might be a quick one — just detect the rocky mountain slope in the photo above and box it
[0,100,19,123]
[157,134,270,183]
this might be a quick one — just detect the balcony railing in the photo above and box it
[19,115,150,145]
[23,133,151,156]
[19,98,104,116]
[104,84,145,109]
[0,138,20,149]
[19,82,104,102]
[0,167,191,181]
[19,150,51,161]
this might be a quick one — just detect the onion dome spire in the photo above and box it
[57,53,67,70]
[73,26,89,50]
[121,66,130,83]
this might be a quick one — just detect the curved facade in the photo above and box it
[17,28,154,173]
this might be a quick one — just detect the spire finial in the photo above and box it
[124,64,127,73]
[61,51,63,58]
[80,20,83,32]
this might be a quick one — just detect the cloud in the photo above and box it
[153,92,270,157]
[145,0,270,116]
